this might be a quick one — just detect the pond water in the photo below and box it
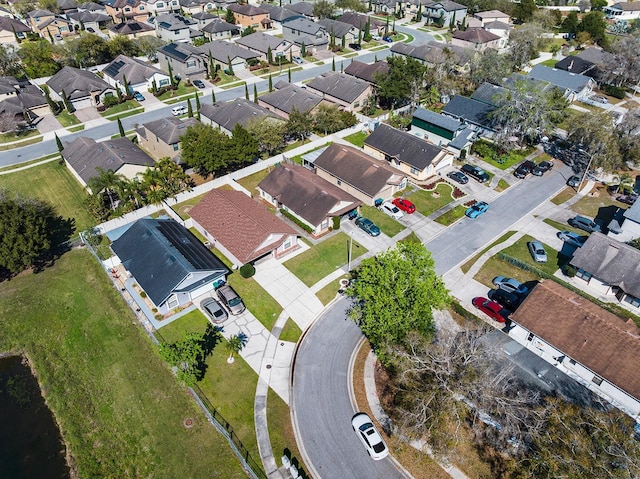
[0,356,70,479]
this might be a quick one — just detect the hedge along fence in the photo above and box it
[280,209,314,234]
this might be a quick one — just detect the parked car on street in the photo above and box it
[392,198,415,214]
[200,297,228,324]
[492,276,529,295]
[292,56,304,64]
[133,91,145,101]
[216,284,246,315]
[355,217,380,236]
[171,105,188,116]
[527,240,548,263]
[567,175,581,187]
[514,160,536,179]
[447,171,469,184]
[488,288,523,312]
[568,215,601,233]
[349,43,362,51]
[380,201,404,219]
[472,297,509,323]
[532,160,554,176]
[557,230,587,248]
[382,35,393,42]
[460,164,490,183]
[465,201,489,218]
[351,413,389,460]
[193,79,206,89]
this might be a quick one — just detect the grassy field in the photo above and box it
[0,250,246,479]
[360,204,406,237]
[266,388,308,475]
[570,189,627,218]
[495,178,510,192]
[434,205,467,226]
[460,231,517,274]
[173,193,207,220]
[158,84,197,101]
[407,183,456,216]
[56,110,81,127]
[236,168,272,196]
[0,160,94,232]
[100,100,142,117]
[284,233,366,286]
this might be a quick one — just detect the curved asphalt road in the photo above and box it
[292,297,407,479]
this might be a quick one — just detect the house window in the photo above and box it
[125,7,131,11]
[410,167,420,175]
[526,332,534,342]
[157,2,164,6]
[624,294,640,308]
[139,5,144,10]
[576,269,592,281]
[283,237,291,249]
[337,179,341,185]
[167,294,179,309]
[592,375,603,386]
[159,78,170,87]
[173,143,179,151]
[186,60,196,68]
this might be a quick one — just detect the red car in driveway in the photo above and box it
[392,198,416,214]
[472,297,509,323]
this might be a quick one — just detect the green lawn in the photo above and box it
[460,231,517,274]
[279,318,302,343]
[267,388,308,475]
[343,131,369,147]
[284,232,366,286]
[0,128,39,143]
[360,205,406,237]
[434,205,467,225]
[0,250,246,479]
[236,168,271,197]
[0,160,94,233]
[538,58,558,67]
[472,140,535,170]
[316,276,348,305]
[571,190,627,218]
[100,100,142,117]
[56,110,81,127]
[227,275,282,331]
[173,193,207,220]
[407,183,456,216]
[551,187,576,205]
[495,179,510,192]
[158,84,197,101]
[0,135,43,150]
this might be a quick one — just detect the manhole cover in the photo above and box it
[266,364,272,369]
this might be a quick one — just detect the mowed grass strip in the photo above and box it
[0,250,246,479]
[284,232,367,287]
[406,183,456,216]
[360,205,406,237]
[0,160,94,232]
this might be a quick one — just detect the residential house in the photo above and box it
[57,0,78,14]
[136,116,199,160]
[473,9,510,26]
[257,81,324,119]
[452,27,500,52]
[155,13,202,43]
[197,40,258,70]
[508,279,640,420]
[46,66,115,109]
[189,189,299,267]
[105,0,150,23]
[103,55,172,92]
[390,41,473,71]
[200,17,240,40]
[78,2,107,14]
[570,232,640,310]
[107,20,156,39]
[608,198,640,242]
[337,11,385,35]
[313,142,407,206]
[260,4,301,28]
[179,0,215,16]
[28,9,72,38]
[191,11,216,28]
[199,98,283,135]
[235,31,294,60]
[370,0,397,15]
[469,81,504,106]
[67,10,112,32]
[364,123,453,181]
[441,94,497,136]
[62,136,155,190]
[282,17,328,53]
[604,1,640,21]
[0,16,30,44]
[305,71,372,112]
[482,20,511,49]
[147,0,180,16]
[344,60,390,84]
[318,18,358,44]
[526,65,595,102]
[283,2,315,19]
[0,5,14,17]
[410,107,476,155]
[258,163,362,236]
[226,4,272,31]
[423,0,467,27]
[0,77,48,124]
[555,47,614,81]
[111,218,229,315]
[158,42,206,80]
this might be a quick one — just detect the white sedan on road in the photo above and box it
[351,413,389,460]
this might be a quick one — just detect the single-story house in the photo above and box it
[107,20,156,39]
[451,27,500,52]
[226,4,272,30]
[199,98,284,135]
[423,0,467,26]
[158,42,206,81]
[197,40,259,70]
[343,60,390,85]
[154,13,202,43]
[305,72,372,112]
[570,232,640,310]
[46,66,115,109]
[258,81,324,119]
[189,189,299,267]
[103,55,172,92]
[363,123,454,182]
[526,65,596,102]
[473,9,510,26]
[258,163,361,237]
[410,107,476,155]
[604,1,640,21]
[0,16,31,44]
[441,94,497,136]
[62,136,155,190]
[235,31,294,60]
[313,142,407,206]
[608,198,640,242]
[200,17,240,40]
[470,81,505,107]
[509,279,640,420]
[282,17,328,53]
[136,116,199,160]
[111,218,229,315]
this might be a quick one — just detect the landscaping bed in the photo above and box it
[471,139,535,170]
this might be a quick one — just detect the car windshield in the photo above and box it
[359,422,373,432]
[213,309,224,318]
[228,297,242,307]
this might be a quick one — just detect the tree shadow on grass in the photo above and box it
[196,323,224,380]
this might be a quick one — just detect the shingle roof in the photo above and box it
[201,17,238,34]
[108,20,155,35]
[364,123,446,171]
[283,1,314,16]
[199,98,281,131]
[156,13,196,31]
[318,18,355,38]
[527,64,593,93]
[390,41,472,67]
[442,95,496,129]
[258,163,361,227]
[424,0,467,11]
[259,83,323,115]
[510,280,640,402]
[158,42,201,62]
[111,218,228,307]
[283,17,325,35]
[260,4,299,22]
[609,1,640,11]
[452,27,500,43]
[470,82,505,106]
[337,11,384,28]
[103,55,167,85]
[313,143,404,197]
[554,55,596,75]
[78,2,103,10]
[474,9,509,19]
[140,116,199,145]
[62,136,154,184]
[67,10,111,22]
[412,107,462,133]
[0,16,31,33]
[483,20,511,30]
[570,232,640,298]
[196,39,258,62]
[192,11,216,20]
[0,76,19,95]
[57,0,78,9]
[228,3,267,15]
[46,66,113,100]
[343,60,389,84]
[27,9,54,18]
[623,199,640,224]
[577,46,615,65]
[235,31,287,54]
[306,72,370,104]
[189,189,297,265]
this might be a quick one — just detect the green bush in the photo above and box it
[564,264,577,277]
[239,263,255,278]
[103,95,120,108]
[332,216,341,230]
[280,209,314,233]
[602,84,626,99]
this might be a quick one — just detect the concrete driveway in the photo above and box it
[74,107,102,122]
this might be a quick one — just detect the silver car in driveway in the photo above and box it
[527,240,548,263]
[201,297,228,324]
[217,284,246,315]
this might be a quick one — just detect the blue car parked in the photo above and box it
[465,201,489,218]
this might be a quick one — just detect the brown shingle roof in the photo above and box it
[510,280,640,401]
[453,27,500,44]
[344,60,390,84]
[188,189,297,264]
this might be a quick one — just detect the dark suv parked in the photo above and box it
[568,215,601,233]
[460,164,490,183]
[514,160,536,179]
[488,288,524,312]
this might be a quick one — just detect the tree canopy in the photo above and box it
[375,55,428,109]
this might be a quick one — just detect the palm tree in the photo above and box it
[88,168,126,210]
[226,335,243,363]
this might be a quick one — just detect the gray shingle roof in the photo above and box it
[258,163,361,226]
[474,9,509,19]
[364,123,446,171]
[228,4,267,15]
[103,55,167,86]
[201,18,239,34]
[108,20,155,35]
[158,42,201,62]
[570,232,640,301]
[313,143,404,197]
[343,60,389,84]
[337,11,384,28]
[259,83,323,115]
[283,17,325,35]
[235,31,287,54]
[111,218,228,307]
[283,1,314,16]
[67,10,111,22]
[46,66,113,100]
[197,40,258,62]
[413,107,462,133]
[260,4,300,22]
[306,72,370,104]
[0,17,31,33]
[318,18,355,38]
[623,199,640,224]
[442,95,497,129]
[424,0,467,11]
[470,82,505,106]
[62,136,154,185]
[140,116,199,145]
[199,98,281,130]
[391,41,472,67]
[527,65,593,93]
[156,13,196,31]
